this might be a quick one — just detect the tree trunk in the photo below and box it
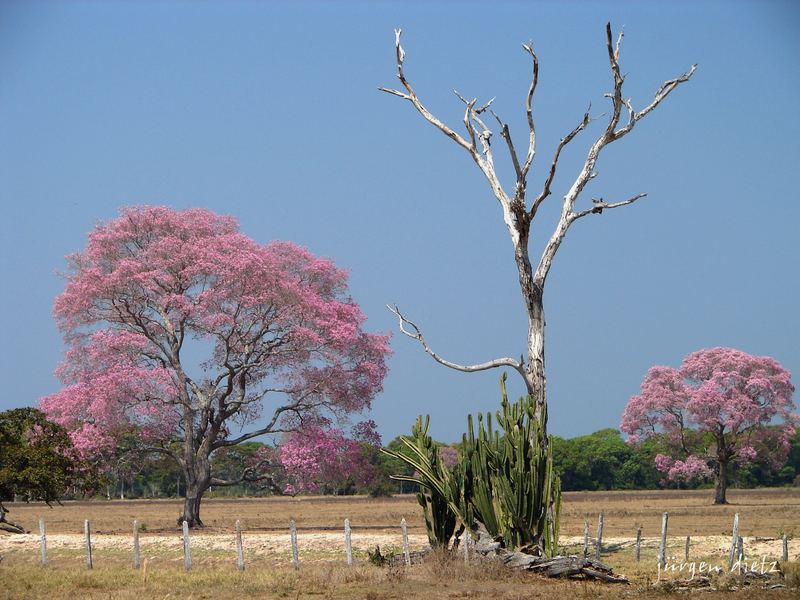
[525,286,547,429]
[514,241,548,435]
[181,491,205,527]
[714,459,728,505]
[179,439,212,527]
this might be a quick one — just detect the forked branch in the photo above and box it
[534,22,695,286]
[379,29,473,154]
[530,106,592,218]
[387,305,526,378]
[379,29,519,244]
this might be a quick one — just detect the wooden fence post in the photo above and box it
[344,519,353,566]
[133,520,141,569]
[684,536,690,562]
[401,518,411,566]
[782,533,789,562]
[84,519,93,569]
[235,520,245,571]
[290,519,299,570]
[39,518,47,566]
[582,519,589,557]
[595,512,604,560]
[737,535,744,563]
[727,513,739,571]
[182,520,192,571]
[658,512,669,569]
[635,526,642,562]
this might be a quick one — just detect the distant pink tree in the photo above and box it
[438,446,459,470]
[621,347,796,504]
[41,206,390,526]
[280,420,382,494]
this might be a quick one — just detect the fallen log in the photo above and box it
[0,505,26,535]
[474,527,629,583]
[386,528,629,583]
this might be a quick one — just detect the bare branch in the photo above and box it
[520,42,539,178]
[380,87,411,100]
[378,29,473,153]
[534,22,693,287]
[380,28,526,246]
[210,459,283,494]
[614,26,624,62]
[530,106,591,218]
[387,304,525,377]
[454,91,479,150]
[454,90,496,157]
[570,193,647,221]
[614,63,697,139]
[475,96,496,114]
[604,22,626,139]
[141,445,181,463]
[490,111,523,181]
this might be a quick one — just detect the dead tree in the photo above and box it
[382,23,695,428]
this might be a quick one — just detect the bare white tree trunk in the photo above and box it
[383,24,695,432]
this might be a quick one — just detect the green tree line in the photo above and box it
[3,409,798,504]
[77,427,800,499]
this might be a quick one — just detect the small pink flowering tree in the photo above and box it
[41,206,390,526]
[621,348,796,504]
[280,420,382,494]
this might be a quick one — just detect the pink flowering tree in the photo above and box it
[280,420,382,494]
[621,348,796,504]
[41,206,390,526]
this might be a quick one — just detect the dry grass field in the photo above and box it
[1,488,798,599]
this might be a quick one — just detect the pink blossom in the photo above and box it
[439,446,460,469]
[666,455,713,483]
[737,445,758,463]
[279,423,382,493]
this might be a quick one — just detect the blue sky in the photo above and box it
[1,1,798,444]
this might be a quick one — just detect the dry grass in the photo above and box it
[559,487,800,537]
[0,552,796,599]
[2,494,424,535]
[5,487,798,536]
[1,488,798,599]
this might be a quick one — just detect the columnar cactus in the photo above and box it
[383,375,561,556]
[462,374,561,554]
[382,415,461,548]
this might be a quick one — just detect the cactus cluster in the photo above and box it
[382,415,462,548]
[382,374,561,555]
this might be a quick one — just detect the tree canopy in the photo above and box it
[40,205,390,526]
[0,408,94,533]
[621,347,796,504]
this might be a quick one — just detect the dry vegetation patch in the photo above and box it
[1,488,798,598]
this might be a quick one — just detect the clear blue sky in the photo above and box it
[1,1,798,444]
